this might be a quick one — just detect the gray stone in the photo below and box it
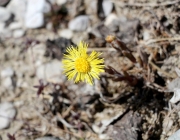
[0,22,5,33]
[104,13,118,26]
[35,136,60,140]
[68,15,90,31]
[0,102,16,129]
[7,0,26,21]
[25,13,44,29]
[0,29,12,38]
[26,0,47,15]
[1,67,14,78]
[2,77,13,89]
[168,129,180,140]
[102,0,113,17]
[58,29,73,39]
[26,0,50,14]
[143,30,153,41]
[9,21,23,30]
[56,0,67,6]
[43,1,51,13]
[13,29,25,38]
[36,60,65,83]
[25,0,50,28]
[0,7,11,22]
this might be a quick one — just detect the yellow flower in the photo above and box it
[62,41,104,85]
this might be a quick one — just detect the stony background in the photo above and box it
[1,0,180,140]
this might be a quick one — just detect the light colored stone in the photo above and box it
[0,29,12,38]
[0,7,11,22]
[25,13,44,29]
[46,22,53,30]
[26,0,50,15]
[0,22,5,32]
[9,21,23,30]
[143,30,153,41]
[36,60,65,83]
[35,137,60,140]
[1,67,14,78]
[58,29,73,39]
[0,102,16,129]
[25,0,50,28]
[56,0,67,6]
[43,1,51,13]
[13,29,25,38]
[102,0,113,17]
[104,13,118,26]
[68,79,101,96]
[168,129,180,140]
[2,77,13,89]
[26,0,46,15]
[7,0,26,21]
[68,15,90,31]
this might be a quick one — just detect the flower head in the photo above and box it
[62,41,104,85]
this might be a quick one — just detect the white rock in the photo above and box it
[26,0,46,15]
[68,15,90,31]
[104,13,118,26]
[13,29,25,38]
[167,68,180,103]
[36,60,65,83]
[0,29,12,38]
[46,22,53,30]
[35,137,60,140]
[7,0,26,21]
[0,22,5,33]
[169,88,180,103]
[1,67,14,78]
[58,29,73,39]
[102,0,113,17]
[9,21,23,30]
[25,13,44,29]
[56,0,67,5]
[168,78,180,91]
[26,0,50,15]
[175,67,180,77]
[143,30,153,41]
[0,117,10,130]
[168,129,180,140]
[16,79,28,88]
[43,1,51,13]
[0,102,16,129]
[0,7,11,22]
[25,0,50,28]
[2,77,13,89]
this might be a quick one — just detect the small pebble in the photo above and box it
[68,15,90,31]
[35,137,61,140]
[13,29,25,38]
[1,67,14,78]
[0,102,16,130]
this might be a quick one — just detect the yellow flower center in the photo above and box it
[75,58,90,73]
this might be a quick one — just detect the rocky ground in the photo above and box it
[1,0,180,140]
